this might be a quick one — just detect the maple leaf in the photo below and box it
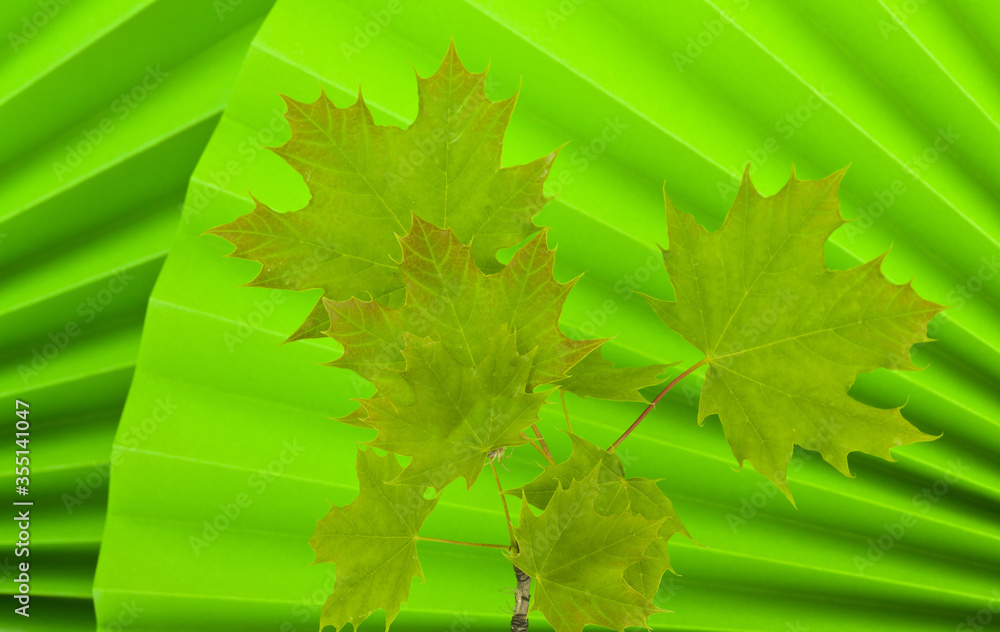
[208,42,558,341]
[647,167,944,500]
[508,433,689,601]
[396,216,602,388]
[324,216,660,396]
[554,349,674,403]
[507,466,665,632]
[360,326,549,491]
[309,448,437,631]
[322,218,675,490]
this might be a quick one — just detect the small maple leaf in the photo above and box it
[553,348,675,403]
[508,433,690,601]
[647,166,944,500]
[361,326,549,491]
[309,448,437,631]
[208,42,558,341]
[508,466,665,632]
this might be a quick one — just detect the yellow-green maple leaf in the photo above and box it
[553,349,674,403]
[647,167,944,500]
[326,218,675,491]
[209,42,558,341]
[309,448,437,631]
[361,326,549,491]
[508,466,664,632]
[324,216,600,392]
[508,433,690,602]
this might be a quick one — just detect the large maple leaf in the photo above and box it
[208,42,557,340]
[647,167,944,500]
[508,466,664,632]
[309,448,438,631]
[508,433,689,601]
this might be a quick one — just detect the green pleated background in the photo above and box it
[6,0,1000,630]
[0,1,276,630]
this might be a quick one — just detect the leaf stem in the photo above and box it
[559,389,572,433]
[609,358,708,452]
[417,536,509,550]
[527,437,549,460]
[531,424,556,465]
[490,460,517,550]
